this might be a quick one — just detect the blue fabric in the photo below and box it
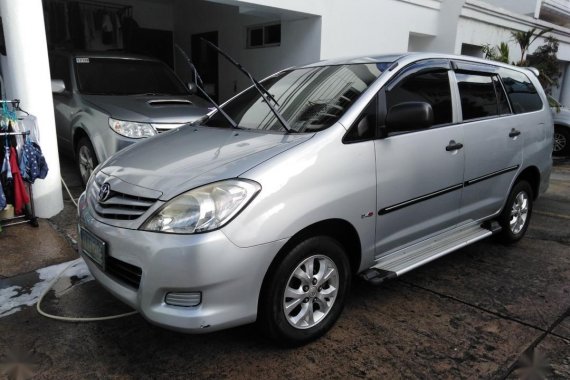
[0,183,5,210]
[1,146,12,181]
[20,140,48,183]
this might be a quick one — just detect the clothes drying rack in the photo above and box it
[0,99,39,228]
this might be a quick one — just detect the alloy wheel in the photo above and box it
[509,191,529,234]
[553,131,566,153]
[78,145,95,185]
[283,254,339,329]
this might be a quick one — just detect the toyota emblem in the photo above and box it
[98,183,111,202]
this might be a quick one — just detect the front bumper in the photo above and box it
[78,194,286,333]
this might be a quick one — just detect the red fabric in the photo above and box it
[9,147,30,215]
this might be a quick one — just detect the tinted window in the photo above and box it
[386,71,452,126]
[498,68,543,114]
[75,58,188,96]
[205,63,387,133]
[456,73,502,120]
[494,76,511,115]
[49,55,72,91]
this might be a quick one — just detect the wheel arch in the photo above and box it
[515,165,541,200]
[72,127,90,155]
[258,218,362,313]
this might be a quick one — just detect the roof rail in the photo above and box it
[527,67,540,77]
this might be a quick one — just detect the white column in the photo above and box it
[534,0,543,19]
[0,0,63,218]
[427,0,467,54]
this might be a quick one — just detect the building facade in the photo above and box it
[0,0,569,216]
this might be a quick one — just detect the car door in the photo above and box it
[453,63,522,222]
[374,61,465,257]
[50,54,76,154]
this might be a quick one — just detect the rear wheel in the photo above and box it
[76,137,98,187]
[498,180,533,244]
[259,236,351,346]
[553,125,570,156]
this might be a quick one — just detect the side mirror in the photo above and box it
[385,101,433,133]
[187,82,197,95]
[51,79,66,94]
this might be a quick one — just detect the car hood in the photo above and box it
[100,126,313,200]
[82,94,210,123]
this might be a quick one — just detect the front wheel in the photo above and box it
[259,236,351,346]
[498,180,533,244]
[76,137,98,187]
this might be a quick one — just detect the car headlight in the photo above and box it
[141,179,261,234]
[109,118,157,139]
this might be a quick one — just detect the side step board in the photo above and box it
[361,222,501,285]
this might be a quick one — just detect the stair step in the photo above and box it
[371,224,493,276]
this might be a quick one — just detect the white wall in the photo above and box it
[173,0,321,101]
[482,0,539,16]
[103,0,174,31]
[318,0,440,59]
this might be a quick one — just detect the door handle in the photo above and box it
[446,140,463,151]
[509,128,521,138]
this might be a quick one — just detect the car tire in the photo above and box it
[76,137,99,187]
[553,125,570,157]
[498,180,533,244]
[259,236,351,346]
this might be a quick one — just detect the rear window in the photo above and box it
[456,73,511,121]
[498,68,543,114]
[75,58,188,96]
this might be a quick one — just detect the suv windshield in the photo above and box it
[75,58,189,96]
[204,63,388,133]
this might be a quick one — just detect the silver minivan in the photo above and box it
[78,53,552,345]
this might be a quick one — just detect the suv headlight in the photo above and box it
[141,179,261,234]
[109,118,157,138]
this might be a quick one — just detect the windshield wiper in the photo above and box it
[201,38,294,134]
[174,44,238,129]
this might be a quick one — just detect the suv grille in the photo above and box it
[151,123,187,133]
[89,177,157,220]
[106,256,142,289]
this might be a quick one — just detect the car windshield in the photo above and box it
[203,63,388,133]
[75,58,189,96]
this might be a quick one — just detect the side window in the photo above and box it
[493,76,511,115]
[456,73,509,121]
[49,55,71,91]
[497,68,543,114]
[386,71,452,127]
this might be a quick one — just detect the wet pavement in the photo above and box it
[0,156,568,379]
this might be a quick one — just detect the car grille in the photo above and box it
[89,176,157,221]
[106,256,142,289]
[151,123,187,133]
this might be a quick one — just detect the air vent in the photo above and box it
[147,99,193,107]
[106,256,142,289]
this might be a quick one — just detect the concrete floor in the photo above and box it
[0,156,568,379]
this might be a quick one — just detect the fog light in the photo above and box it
[165,292,201,307]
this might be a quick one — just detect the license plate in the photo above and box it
[80,226,106,269]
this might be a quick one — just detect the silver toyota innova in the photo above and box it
[78,53,552,345]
